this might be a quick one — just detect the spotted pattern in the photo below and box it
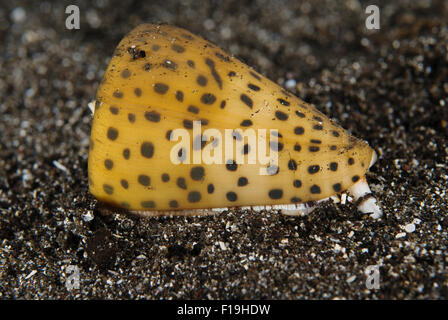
[226,192,237,202]
[238,177,248,186]
[188,191,201,203]
[268,189,283,199]
[145,111,161,122]
[107,127,118,140]
[201,93,216,105]
[275,111,288,121]
[154,83,169,94]
[89,24,374,211]
[240,119,253,127]
[190,166,205,181]
[175,90,184,102]
[240,94,253,108]
[197,75,207,86]
[140,142,154,158]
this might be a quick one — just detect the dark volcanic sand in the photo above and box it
[0,0,447,299]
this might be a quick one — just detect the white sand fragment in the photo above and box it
[52,160,70,174]
[88,100,96,115]
[405,223,416,233]
[395,232,406,239]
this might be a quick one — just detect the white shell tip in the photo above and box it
[88,100,96,115]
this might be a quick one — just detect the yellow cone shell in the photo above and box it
[88,24,375,212]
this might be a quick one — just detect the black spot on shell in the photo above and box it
[172,44,185,53]
[248,83,260,91]
[352,175,360,182]
[113,90,123,98]
[313,116,323,122]
[249,71,261,80]
[138,175,150,186]
[109,106,119,115]
[190,166,205,181]
[188,191,201,203]
[268,189,283,199]
[121,69,131,78]
[183,120,193,129]
[270,141,284,152]
[176,90,184,102]
[154,83,169,94]
[121,179,128,189]
[242,144,250,155]
[330,162,338,171]
[177,177,187,189]
[193,135,206,150]
[313,124,323,130]
[215,52,230,62]
[228,71,236,77]
[295,111,305,118]
[188,105,199,114]
[330,145,337,151]
[134,88,142,97]
[220,100,226,109]
[294,143,301,151]
[161,173,170,182]
[197,75,208,86]
[294,127,304,135]
[240,94,253,108]
[348,158,355,165]
[205,58,223,89]
[103,184,113,195]
[169,200,179,208]
[309,146,320,152]
[332,130,340,137]
[123,148,130,159]
[291,197,302,203]
[277,98,290,106]
[140,142,154,158]
[187,60,195,68]
[238,177,248,186]
[207,184,214,194]
[310,185,321,194]
[240,119,253,127]
[166,130,173,140]
[181,33,194,40]
[232,131,242,141]
[128,113,135,123]
[162,60,177,71]
[104,159,113,170]
[145,111,161,122]
[308,165,320,174]
[333,183,342,192]
[107,127,118,141]
[288,159,297,171]
[275,110,288,121]
[177,148,186,162]
[201,93,216,105]
[226,160,237,171]
[266,165,279,175]
[226,192,237,202]
[141,201,155,208]
[121,202,130,208]
[293,180,302,188]
[143,63,151,71]
[311,139,322,144]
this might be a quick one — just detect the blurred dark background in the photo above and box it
[0,0,447,299]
